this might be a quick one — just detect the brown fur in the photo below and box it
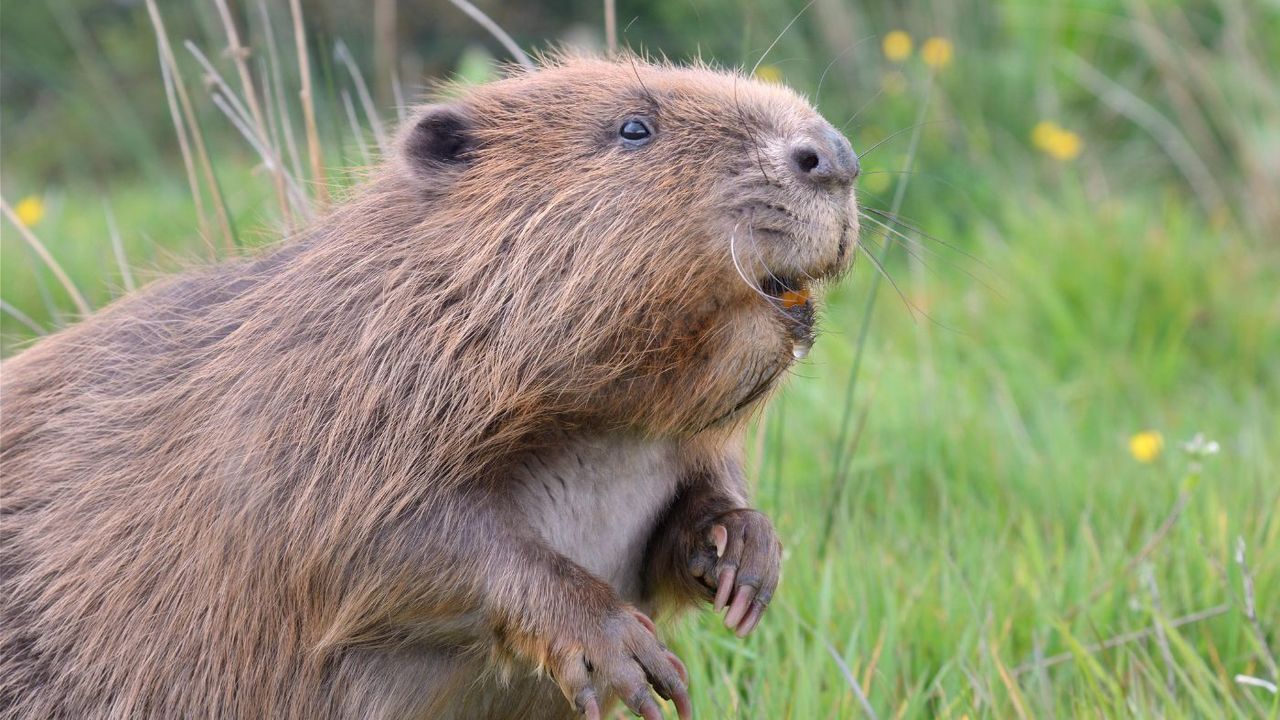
[0,54,857,718]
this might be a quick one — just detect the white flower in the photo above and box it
[1181,433,1221,458]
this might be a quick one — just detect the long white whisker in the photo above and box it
[855,229,917,323]
[862,206,988,266]
[743,225,803,322]
[858,121,941,158]
[744,221,784,286]
[751,0,816,77]
[742,205,823,288]
[859,213,1002,296]
[816,35,875,99]
[840,87,884,133]
[729,224,778,305]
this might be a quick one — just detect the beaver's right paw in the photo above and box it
[547,607,691,720]
[687,508,781,638]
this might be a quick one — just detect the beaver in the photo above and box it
[0,54,858,719]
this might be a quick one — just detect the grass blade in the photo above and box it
[1,196,91,316]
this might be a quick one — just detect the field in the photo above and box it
[2,0,1277,717]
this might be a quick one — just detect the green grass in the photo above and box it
[2,0,1277,717]
[673,186,1279,718]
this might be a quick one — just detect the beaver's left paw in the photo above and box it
[688,509,781,637]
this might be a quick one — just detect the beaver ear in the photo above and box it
[403,104,475,171]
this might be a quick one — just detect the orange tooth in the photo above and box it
[780,288,810,309]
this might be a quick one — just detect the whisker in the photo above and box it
[858,213,953,266]
[750,0,817,77]
[741,213,793,283]
[728,224,778,306]
[839,86,884,134]
[627,54,658,108]
[815,35,875,99]
[861,206,991,269]
[858,221,932,270]
[857,121,942,158]
[733,74,774,183]
[744,222,785,287]
[739,226,796,323]
[855,235,968,335]
[860,211,992,272]
[858,214,1002,297]
[858,169,975,203]
[852,229,917,324]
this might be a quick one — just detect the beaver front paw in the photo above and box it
[688,509,782,637]
[546,607,690,720]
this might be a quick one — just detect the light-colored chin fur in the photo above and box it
[712,186,858,395]
[715,185,858,302]
[723,199,859,417]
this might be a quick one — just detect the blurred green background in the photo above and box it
[1,0,1277,717]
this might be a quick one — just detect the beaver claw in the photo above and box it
[548,608,691,720]
[689,509,781,637]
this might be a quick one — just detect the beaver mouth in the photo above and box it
[759,273,816,359]
[759,272,810,306]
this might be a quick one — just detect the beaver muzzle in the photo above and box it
[760,273,816,359]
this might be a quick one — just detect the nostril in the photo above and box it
[792,147,822,174]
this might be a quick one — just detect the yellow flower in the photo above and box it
[1031,121,1083,161]
[1031,121,1059,150]
[1129,431,1164,463]
[920,37,953,69]
[754,64,783,84]
[882,31,912,62]
[15,195,45,228]
[1047,130,1082,160]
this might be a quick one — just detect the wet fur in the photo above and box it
[0,54,854,718]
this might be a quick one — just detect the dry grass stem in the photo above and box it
[341,90,372,166]
[1140,564,1178,693]
[255,0,307,199]
[335,40,388,154]
[213,0,291,226]
[1065,489,1191,621]
[1,196,91,316]
[0,299,46,336]
[604,0,617,54]
[445,0,533,69]
[144,0,234,253]
[103,202,135,292]
[186,41,305,211]
[290,0,327,206]
[1012,604,1231,675]
[823,638,880,720]
[1235,537,1279,682]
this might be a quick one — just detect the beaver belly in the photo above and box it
[511,435,681,606]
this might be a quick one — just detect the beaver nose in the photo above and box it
[788,127,859,189]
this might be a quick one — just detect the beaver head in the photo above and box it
[389,54,859,436]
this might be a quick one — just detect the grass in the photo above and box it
[676,189,1279,718]
[1,0,1277,717]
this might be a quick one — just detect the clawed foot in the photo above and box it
[689,509,782,637]
[548,607,691,720]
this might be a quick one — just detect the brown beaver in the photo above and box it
[0,54,858,719]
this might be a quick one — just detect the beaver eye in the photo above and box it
[619,118,653,146]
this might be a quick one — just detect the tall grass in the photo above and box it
[1,1,1276,716]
